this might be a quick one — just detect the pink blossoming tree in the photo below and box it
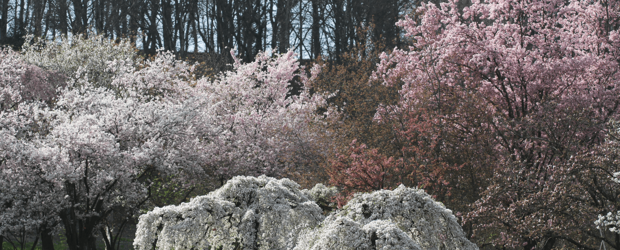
[374,0,620,247]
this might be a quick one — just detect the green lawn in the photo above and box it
[1,236,135,250]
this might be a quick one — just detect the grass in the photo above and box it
[1,241,68,250]
[1,235,135,250]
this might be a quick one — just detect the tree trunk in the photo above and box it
[61,208,103,250]
[92,0,102,34]
[32,0,47,37]
[333,0,344,60]
[40,227,55,250]
[0,0,9,40]
[58,0,69,35]
[542,237,556,250]
[189,0,198,52]
[298,0,303,59]
[59,182,102,250]
[17,0,26,36]
[214,0,234,52]
[128,0,139,44]
[161,0,174,51]
[71,0,87,35]
[175,0,186,55]
[310,0,321,58]
[146,0,160,54]
[523,239,537,250]
[276,0,292,53]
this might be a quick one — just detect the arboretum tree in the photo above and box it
[191,49,331,183]
[133,175,478,250]
[370,0,620,248]
[0,35,330,250]
[0,48,67,250]
[1,38,211,250]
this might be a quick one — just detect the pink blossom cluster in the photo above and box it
[373,0,620,247]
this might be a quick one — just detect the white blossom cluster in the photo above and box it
[134,176,324,250]
[135,177,478,250]
[301,183,337,208]
[596,211,620,233]
[297,185,478,250]
[21,34,136,88]
[0,49,25,108]
[596,172,620,233]
[294,217,422,250]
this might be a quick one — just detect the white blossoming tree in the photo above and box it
[134,176,324,250]
[135,176,478,250]
[296,185,478,250]
[0,48,66,250]
[1,35,330,250]
[21,35,137,89]
[193,49,329,181]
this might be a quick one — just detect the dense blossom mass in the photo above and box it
[134,176,477,250]
[296,184,478,250]
[367,0,620,247]
[134,176,324,250]
[0,36,329,250]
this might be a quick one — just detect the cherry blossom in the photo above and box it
[1,35,331,250]
[135,176,478,250]
[134,175,324,250]
[374,0,620,247]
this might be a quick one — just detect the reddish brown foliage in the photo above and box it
[327,140,400,207]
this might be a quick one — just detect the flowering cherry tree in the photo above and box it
[374,0,620,247]
[0,48,64,111]
[21,35,137,89]
[0,48,66,249]
[36,83,205,250]
[301,183,338,213]
[0,35,330,250]
[194,49,328,180]
[134,176,325,250]
[0,112,62,250]
[135,176,478,250]
[296,184,478,250]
